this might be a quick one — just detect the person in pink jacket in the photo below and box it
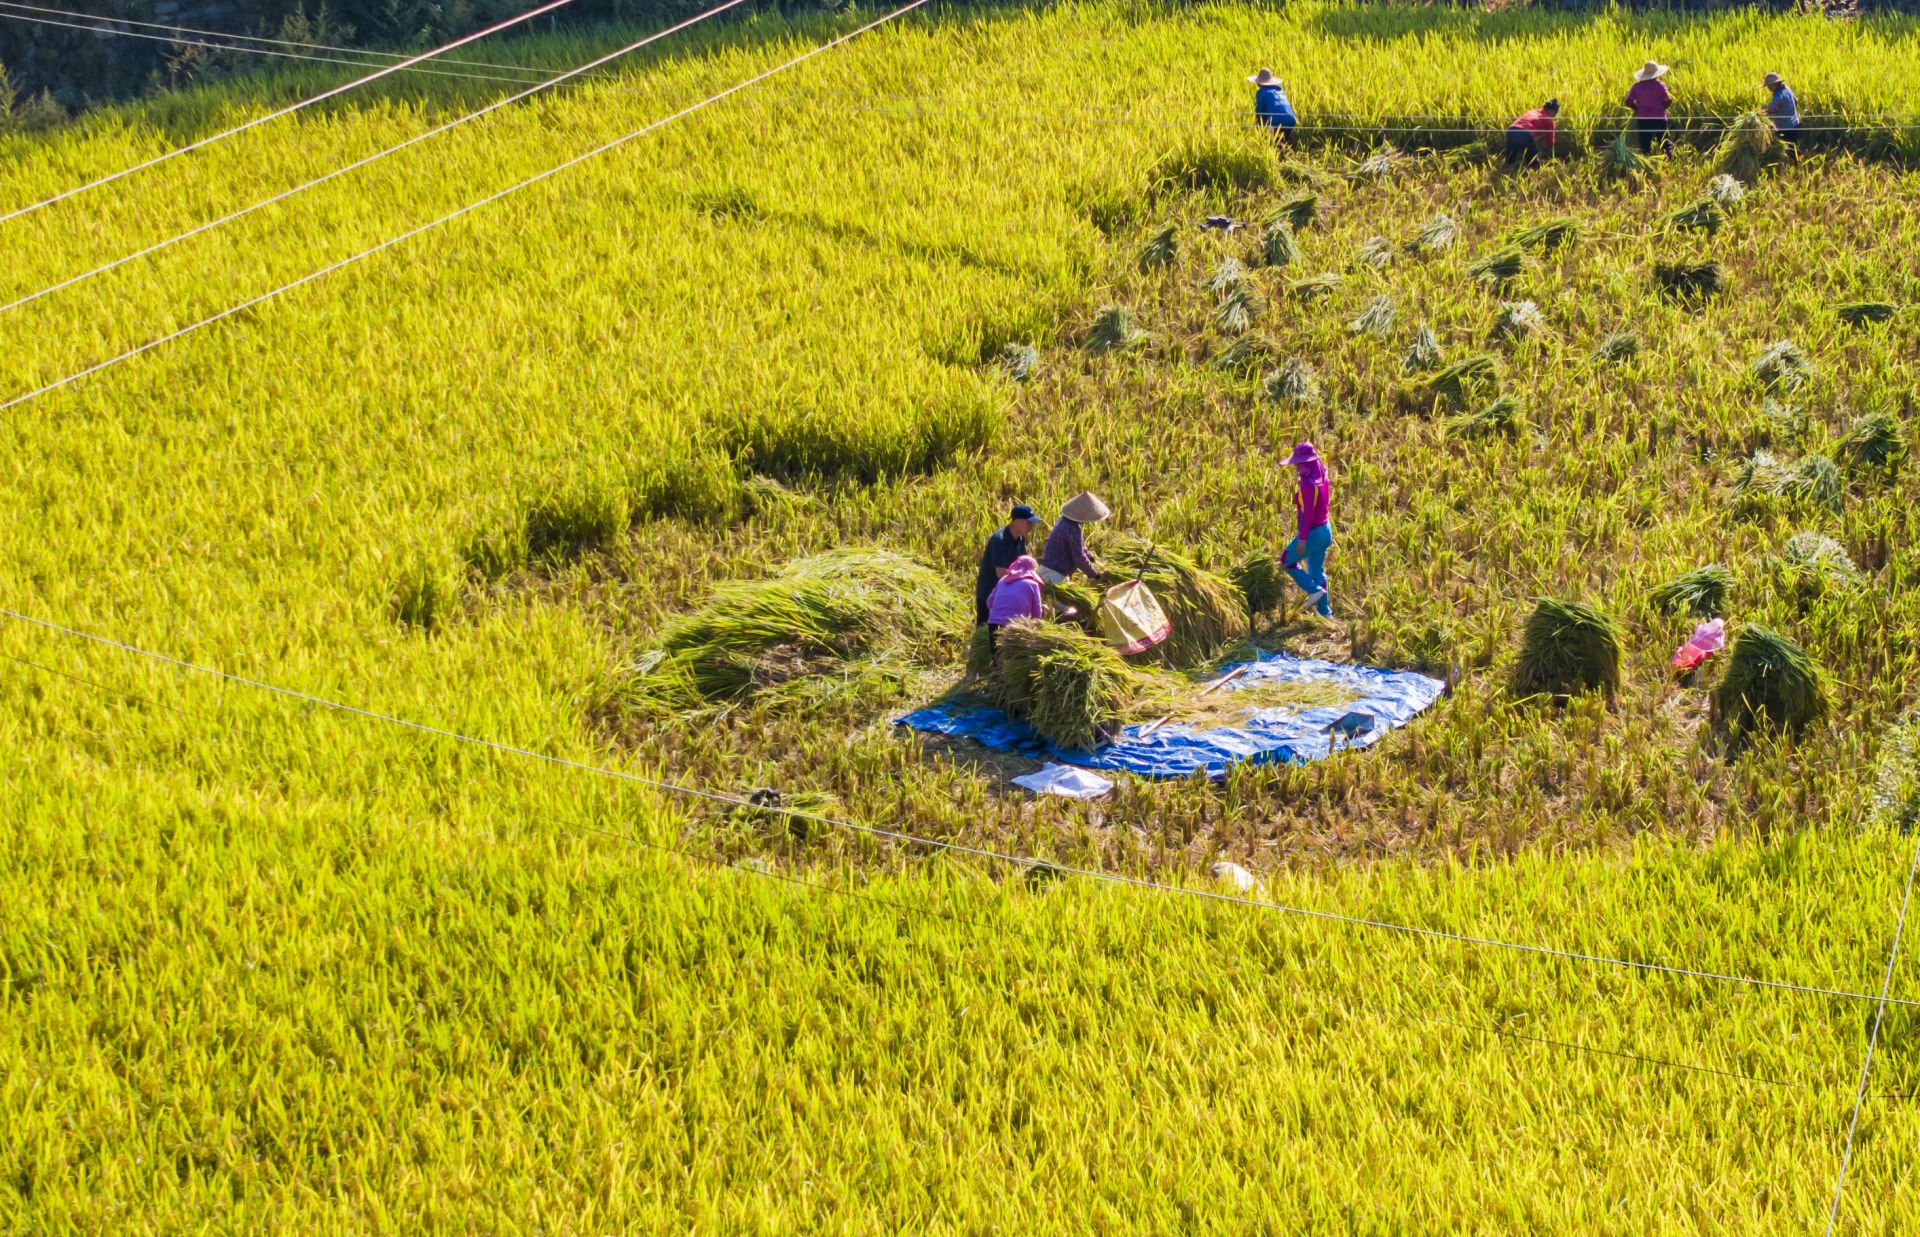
[1281,442,1333,618]
[984,555,1044,645]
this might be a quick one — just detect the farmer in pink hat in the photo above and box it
[1281,442,1333,618]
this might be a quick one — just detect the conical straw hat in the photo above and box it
[1060,491,1110,523]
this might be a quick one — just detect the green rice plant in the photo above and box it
[1445,394,1524,440]
[1402,324,1444,374]
[1258,221,1302,269]
[1666,198,1727,235]
[1210,334,1279,374]
[1353,236,1395,271]
[1348,293,1396,338]
[1088,304,1150,355]
[1836,300,1899,327]
[1272,192,1318,231]
[1512,596,1622,702]
[1468,247,1526,288]
[461,516,530,580]
[1288,271,1343,300]
[1105,538,1244,668]
[1489,300,1547,345]
[1264,358,1319,405]
[1411,213,1456,254]
[1838,408,1906,473]
[390,554,459,632]
[1591,331,1641,362]
[1653,260,1725,301]
[1713,624,1825,743]
[1649,564,1735,618]
[1506,216,1579,253]
[1205,256,1247,293]
[1151,139,1275,195]
[995,342,1039,382]
[1229,552,1287,618]
[1706,173,1748,208]
[1601,130,1650,181]
[989,618,1150,750]
[1752,339,1814,393]
[524,480,631,564]
[1137,223,1179,272]
[1714,111,1776,183]
[1402,353,1499,413]
[640,549,959,706]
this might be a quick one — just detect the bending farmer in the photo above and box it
[1040,491,1110,586]
[1505,98,1559,167]
[1248,68,1296,144]
[1281,442,1333,618]
[985,555,1044,644]
[974,501,1037,626]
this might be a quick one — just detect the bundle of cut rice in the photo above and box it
[990,619,1150,751]
[1512,596,1622,701]
[1713,624,1825,743]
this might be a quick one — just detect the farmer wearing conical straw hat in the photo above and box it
[1625,60,1673,155]
[1763,72,1801,154]
[1281,443,1333,618]
[1247,68,1297,145]
[1038,491,1110,587]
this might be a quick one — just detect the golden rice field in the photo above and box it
[7,1,1920,1229]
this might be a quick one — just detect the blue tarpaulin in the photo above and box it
[896,650,1446,781]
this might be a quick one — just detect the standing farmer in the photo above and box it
[1281,442,1333,618]
[1040,492,1110,586]
[1764,72,1800,152]
[974,502,1037,626]
[1247,69,1297,145]
[1625,60,1672,154]
[1505,98,1560,168]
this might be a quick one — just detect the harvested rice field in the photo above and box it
[6,1,1920,1229]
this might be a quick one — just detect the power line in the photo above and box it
[0,0,934,412]
[1824,825,1920,1233]
[0,0,751,315]
[0,1,567,77]
[4,602,1913,1012]
[0,8,549,85]
[0,0,582,226]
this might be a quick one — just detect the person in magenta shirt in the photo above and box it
[1625,60,1672,154]
[1281,442,1333,618]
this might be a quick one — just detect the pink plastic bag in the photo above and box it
[1671,618,1727,671]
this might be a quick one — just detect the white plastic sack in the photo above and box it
[1010,762,1114,799]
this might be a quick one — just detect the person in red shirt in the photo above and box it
[1505,98,1560,168]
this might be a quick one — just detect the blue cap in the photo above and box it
[1010,503,1037,521]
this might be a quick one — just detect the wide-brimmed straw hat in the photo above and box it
[1634,60,1670,82]
[1283,441,1321,467]
[1246,68,1282,87]
[1763,71,1784,88]
[1060,491,1111,523]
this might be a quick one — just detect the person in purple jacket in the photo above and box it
[1281,442,1333,618]
[1625,60,1673,155]
[1039,491,1110,587]
[984,556,1044,646]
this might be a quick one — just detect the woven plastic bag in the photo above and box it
[1100,579,1171,655]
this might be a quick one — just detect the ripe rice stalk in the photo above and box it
[1353,236,1395,271]
[1404,353,1498,413]
[524,481,631,564]
[1706,173,1747,208]
[1088,304,1150,354]
[1752,340,1813,392]
[390,554,459,632]
[1712,624,1825,743]
[1151,141,1276,195]
[1714,111,1776,183]
[989,619,1150,751]
[1411,213,1457,255]
[1773,530,1859,599]
[1649,564,1735,618]
[1206,256,1247,293]
[1351,144,1401,181]
[965,624,996,681]
[1838,408,1905,473]
[1468,247,1526,288]
[1871,709,1920,830]
[1591,331,1641,362]
[1264,358,1320,405]
[1489,300,1548,345]
[1601,130,1650,181]
[1289,271,1343,301]
[1402,324,1444,374]
[1836,300,1899,327]
[1259,221,1302,268]
[1137,223,1178,272]
[641,549,961,706]
[1214,282,1261,335]
[1230,552,1287,618]
[1666,198,1727,234]
[1506,216,1579,253]
[1513,596,1622,702]
[1210,334,1279,374]
[1445,394,1524,439]
[1653,260,1724,301]
[1273,193,1318,231]
[995,342,1039,382]
[1735,450,1842,513]
[1105,538,1245,668]
[1348,293,1396,338]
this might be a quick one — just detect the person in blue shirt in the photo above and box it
[1247,68,1297,144]
[1764,72,1800,154]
